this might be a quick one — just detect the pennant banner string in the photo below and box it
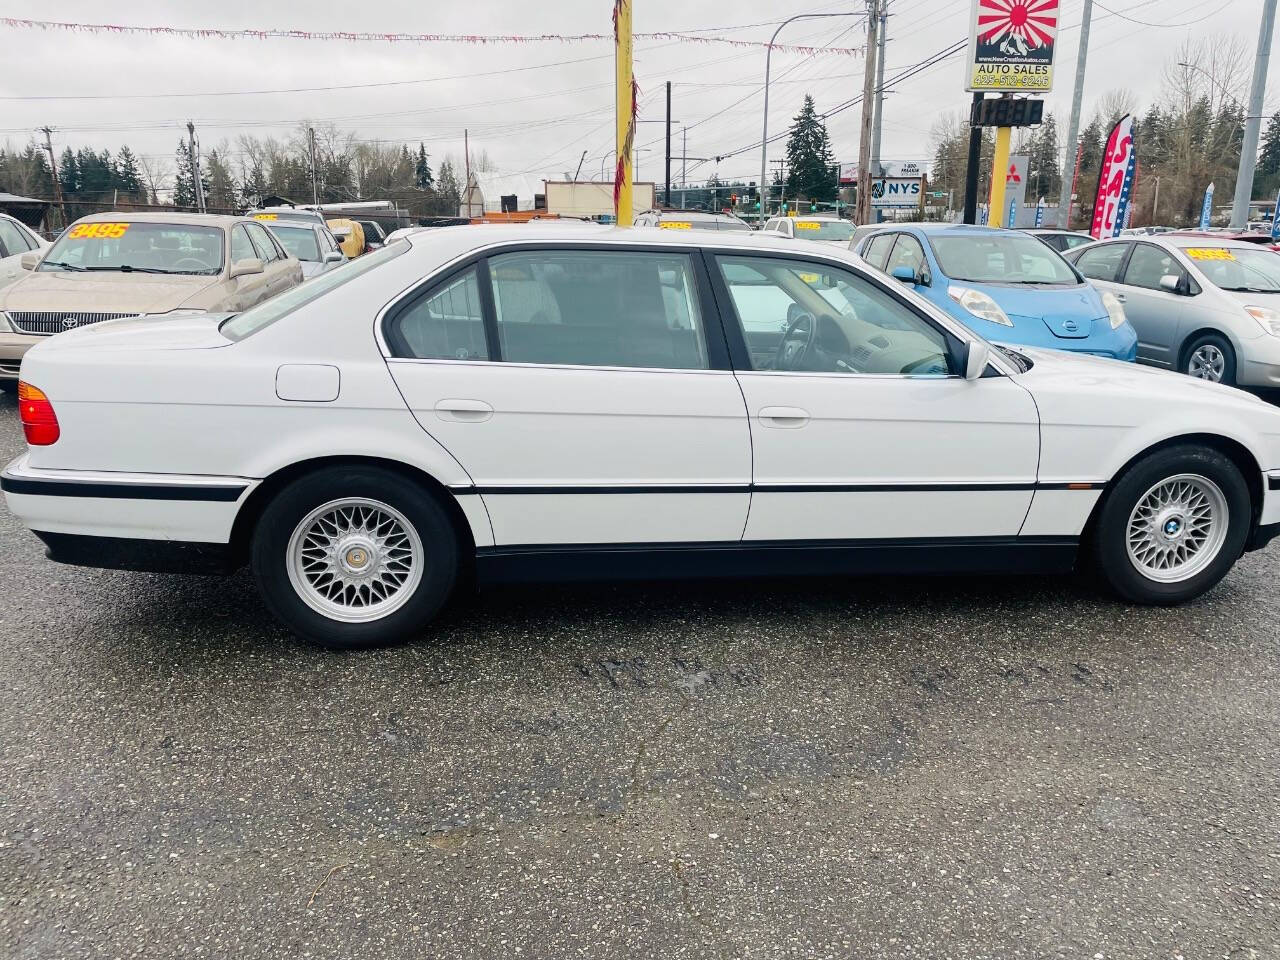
[0,18,864,56]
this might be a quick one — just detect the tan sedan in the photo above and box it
[0,212,303,382]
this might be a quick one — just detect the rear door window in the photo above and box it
[1122,243,1184,291]
[387,266,489,361]
[862,233,895,269]
[487,250,708,370]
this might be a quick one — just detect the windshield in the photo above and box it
[930,232,1078,285]
[221,241,406,340]
[793,220,855,241]
[269,224,321,262]
[1181,246,1280,293]
[40,222,224,275]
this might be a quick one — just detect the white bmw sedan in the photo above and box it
[5,225,1280,649]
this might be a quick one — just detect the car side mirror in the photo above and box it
[229,257,264,279]
[963,340,992,381]
[891,265,919,285]
[323,250,344,264]
[1159,274,1181,294]
[19,251,40,270]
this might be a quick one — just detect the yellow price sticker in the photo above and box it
[252,213,279,220]
[1184,247,1236,261]
[794,221,821,231]
[68,222,129,240]
[659,221,692,230]
[799,272,821,284]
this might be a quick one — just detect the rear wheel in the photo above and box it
[251,467,458,649]
[1092,445,1251,604]
[1183,333,1235,385]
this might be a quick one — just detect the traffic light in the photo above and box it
[754,201,761,210]
[810,203,818,212]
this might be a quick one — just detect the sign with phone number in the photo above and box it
[68,222,129,239]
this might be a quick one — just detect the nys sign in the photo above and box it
[965,0,1059,93]
[871,177,923,209]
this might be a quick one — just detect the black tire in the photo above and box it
[1092,444,1251,605]
[1183,332,1236,386]
[250,466,458,649]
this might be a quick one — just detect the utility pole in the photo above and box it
[681,126,687,188]
[308,126,319,207]
[1056,0,1092,228]
[1231,0,1277,228]
[856,0,880,225]
[665,81,673,207]
[869,0,887,221]
[39,126,67,231]
[186,121,206,214]
[464,128,472,217]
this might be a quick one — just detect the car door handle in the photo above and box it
[758,406,810,428]
[434,399,494,423]
[1114,293,1126,302]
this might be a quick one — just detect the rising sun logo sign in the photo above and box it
[966,0,1059,92]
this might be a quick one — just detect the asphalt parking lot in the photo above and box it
[1,385,1279,959]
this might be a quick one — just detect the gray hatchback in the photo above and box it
[1065,236,1280,386]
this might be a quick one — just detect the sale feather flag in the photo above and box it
[1090,114,1137,240]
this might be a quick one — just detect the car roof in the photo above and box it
[401,223,867,260]
[1089,234,1265,251]
[70,211,243,228]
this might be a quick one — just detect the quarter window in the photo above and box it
[715,255,951,376]
[388,266,489,361]
[1074,242,1129,282]
[488,250,708,370]
[1123,243,1182,291]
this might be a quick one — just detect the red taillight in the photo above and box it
[17,381,59,446]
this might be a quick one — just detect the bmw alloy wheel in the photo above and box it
[1125,473,1229,583]
[286,497,424,623]
[1187,344,1225,382]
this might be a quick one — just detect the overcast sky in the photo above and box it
[0,0,1270,203]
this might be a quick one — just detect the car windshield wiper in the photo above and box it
[1219,285,1280,294]
[40,260,86,272]
[82,264,178,274]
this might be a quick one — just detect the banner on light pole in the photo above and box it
[1034,196,1045,227]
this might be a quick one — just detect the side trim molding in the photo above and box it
[475,536,1079,584]
[1,475,247,503]
[451,481,1103,496]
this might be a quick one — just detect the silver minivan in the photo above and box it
[1066,236,1280,386]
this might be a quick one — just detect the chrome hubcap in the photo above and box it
[286,498,423,623]
[1187,344,1225,382]
[1125,474,1228,583]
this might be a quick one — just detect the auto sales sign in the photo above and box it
[965,0,1059,92]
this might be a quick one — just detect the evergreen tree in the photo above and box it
[173,139,196,208]
[437,159,461,213]
[58,148,80,196]
[1258,112,1280,197]
[415,143,434,190]
[206,149,238,211]
[115,146,144,199]
[784,95,837,203]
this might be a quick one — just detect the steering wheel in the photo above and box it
[775,310,817,370]
[171,257,210,272]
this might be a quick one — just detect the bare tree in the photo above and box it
[137,155,170,204]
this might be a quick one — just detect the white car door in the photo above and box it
[384,245,751,546]
[708,251,1041,542]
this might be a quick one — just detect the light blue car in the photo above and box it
[853,223,1138,361]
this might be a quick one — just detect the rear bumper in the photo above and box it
[33,530,237,574]
[1,454,255,545]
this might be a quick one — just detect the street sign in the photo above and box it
[966,0,1060,93]
[1199,182,1215,231]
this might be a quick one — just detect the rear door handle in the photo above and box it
[758,406,809,428]
[434,398,494,423]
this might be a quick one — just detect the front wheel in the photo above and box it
[1183,333,1235,385]
[1092,445,1251,605]
[251,467,458,649]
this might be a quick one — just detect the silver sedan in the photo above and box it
[1066,236,1280,386]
